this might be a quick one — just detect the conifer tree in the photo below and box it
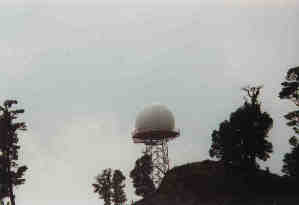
[209,86,273,171]
[279,66,299,177]
[111,169,126,205]
[279,66,299,133]
[0,100,28,205]
[93,168,113,205]
[130,153,155,198]
[282,136,299,177]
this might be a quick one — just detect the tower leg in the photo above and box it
[145,139,169,187]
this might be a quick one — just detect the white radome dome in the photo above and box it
[135,104,175,131]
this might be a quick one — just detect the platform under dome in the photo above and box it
[135,104,175,131]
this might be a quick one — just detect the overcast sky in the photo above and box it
[0,0,299,205]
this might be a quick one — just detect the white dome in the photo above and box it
[135,104,175,131]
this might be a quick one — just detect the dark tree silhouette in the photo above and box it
[111,169,126,205]
[0,100,28,205]
[279,66,299,178]
[93,168,113,205]
[209,86,273,171]
[279,66,299,134]
[130,153,155,198]
[282,136,299,177]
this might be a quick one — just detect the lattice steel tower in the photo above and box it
[132,104,180,186]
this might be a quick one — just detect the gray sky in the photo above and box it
[0,0,298,205]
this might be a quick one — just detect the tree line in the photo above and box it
[209,66,299,178]
[1,66,299,205]
[92,152,156,205]
[93,66,299,205]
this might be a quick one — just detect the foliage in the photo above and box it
[279,66,299,177]
[130,153,155,198]
[111,169,126,205]
[282,136,299,177]
[209,86,273,171]
[0,100,28,204]
[279,66,299,134]
[93,168,113,205]
[93,169,127,205]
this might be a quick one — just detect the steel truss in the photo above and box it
[145,138,169,187]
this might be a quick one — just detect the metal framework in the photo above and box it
[145,138,169,185]
[132,129,180,187]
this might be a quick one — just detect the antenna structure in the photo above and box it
[132,104,180,186]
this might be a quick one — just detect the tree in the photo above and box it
[130,153,155,198]
[209,86,273,171]
[282,136,299,177]
[279,66,299,178]
[93,168,113,205]
[279,66,299,133]
[93,169,127,205]
[111,170,126,205]
[0,100,28,205]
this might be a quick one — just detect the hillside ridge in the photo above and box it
[135,160,299,205]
